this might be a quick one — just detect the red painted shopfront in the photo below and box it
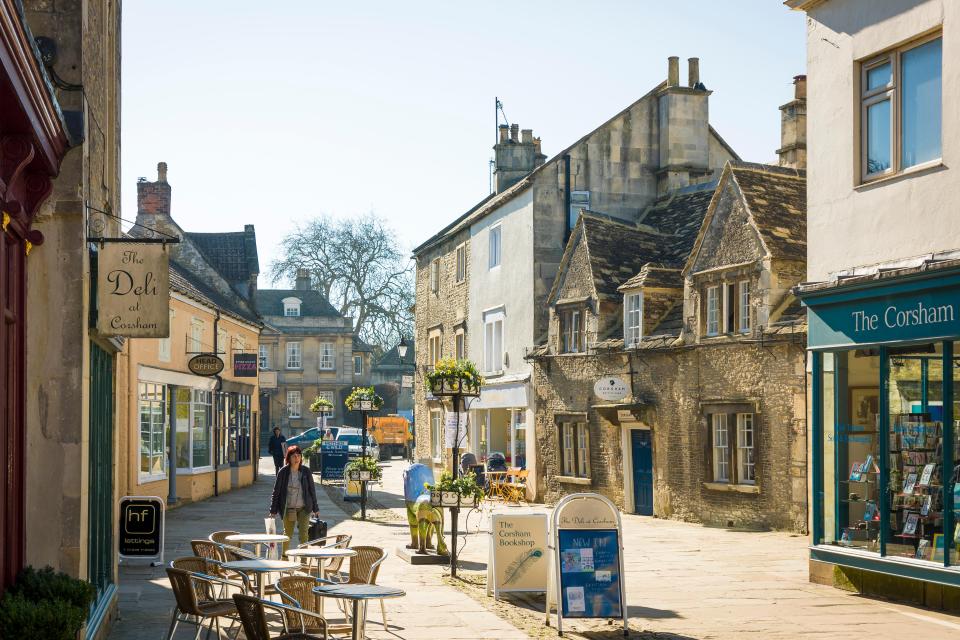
[0,0,69,591]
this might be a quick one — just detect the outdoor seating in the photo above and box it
[504,469,528,503]
[317,546,388,632]
[300,535,352,579]
[232,593,328,640]
[276,575,353,638]
[210,530,240,545]
[165,567,240,640]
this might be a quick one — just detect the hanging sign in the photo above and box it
[487,513,549,599]
[401,375,414,389]
[593,376,629,402]
[119,496,165,562]
[444,412,468,448]
[547,493,628,636]
[233,353,257,377]
[188,354,224,377]
[97,244,170,337]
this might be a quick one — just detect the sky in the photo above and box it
[121,1,806,289]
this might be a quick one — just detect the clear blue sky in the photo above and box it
[121,1,805,288]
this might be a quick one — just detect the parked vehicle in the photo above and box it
[367,415,411,460]
[335,428,380,461]
[285,425,339,448]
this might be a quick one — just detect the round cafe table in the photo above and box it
[221,559,300,598]
[224,533,289,558]
[312,584,405,640]
[284,547,356,579]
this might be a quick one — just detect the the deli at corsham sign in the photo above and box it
[96,244,169,338]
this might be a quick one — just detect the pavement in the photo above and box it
[108,457,960,639]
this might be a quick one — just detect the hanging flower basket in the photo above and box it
[345,386,384,412]
[309,396,334,415]
[425,471,484,508]
[426,358,483,397]
[344,456,381,482]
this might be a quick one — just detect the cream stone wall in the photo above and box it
[805,0,960,281]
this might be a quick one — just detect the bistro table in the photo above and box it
[284,547,356,579]
[224,533,289,558]
[485,470,509,501]
[312,584,405,640]
[221,559,300,598]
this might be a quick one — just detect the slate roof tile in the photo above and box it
[730,163,806,262]
[255,289,342,318]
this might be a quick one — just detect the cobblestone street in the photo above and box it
[108,457,960,639]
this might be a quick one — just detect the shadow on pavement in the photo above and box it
[626,605,682,620]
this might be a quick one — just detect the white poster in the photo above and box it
[444,412,468,448]
[97,244,170,337]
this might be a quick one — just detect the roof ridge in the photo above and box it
[729,160,806,179]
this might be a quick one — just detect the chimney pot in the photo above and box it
[667,56,680,87]
[295,268,311,291]
[510,124,519,142]
[688,57,700,88]
[498,124,509,143]
[794,74,807,100]
[157,162,168,183]
[521,129,533,144]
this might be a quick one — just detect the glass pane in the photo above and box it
[901,38,942,168]
[887,344,943,561]
[951,343,960,567]
[866,62,891,91]
[866,99,891,174]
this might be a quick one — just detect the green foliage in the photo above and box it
[302,440,322,465]
[425,470,484,502]
[309,396,334,413]
[426,358,484,392]
[0,566,96,639]
[345,455,382,480]
[344,386,384,411]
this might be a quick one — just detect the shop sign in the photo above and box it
[96,244,170,337]
[401,375,414,389]
[233,353,257,377]
[593,376,628,402]
[119,496,164,561]
[188,354,224,377]
[487,513,549,599]
[549,493,628,633]
[444,412,468,448]
[321,440,349,482]
[807,282,960,349]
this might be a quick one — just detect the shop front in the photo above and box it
[802,263,960,603]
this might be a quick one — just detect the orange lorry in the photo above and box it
[367,415,412,460]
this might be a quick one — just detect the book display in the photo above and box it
[888,413,944,559]
[839,441,881,550]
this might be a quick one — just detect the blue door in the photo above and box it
[631,429,653,515]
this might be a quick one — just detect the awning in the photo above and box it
[471,380,529,410]
[138,365,216,391]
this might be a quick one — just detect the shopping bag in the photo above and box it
[265,516,280,558]
[308,517,327,541]
[264,516,277,535]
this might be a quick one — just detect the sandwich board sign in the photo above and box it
[321,440,349,483]
[487,513,549,599]
[119,495,165,566]
[546,493,628,636]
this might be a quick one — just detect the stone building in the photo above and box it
[372,344,416,422]
[413,57,740,492]
[121,164,262,506]
[257,269,373,438]
[529,80,808,532]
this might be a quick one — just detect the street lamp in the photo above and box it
[398,336,409,360]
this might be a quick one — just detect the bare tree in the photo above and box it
[271,214,413,352]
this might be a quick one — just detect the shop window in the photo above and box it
[489,225,501,269]
[258,344,269,370]
[191,390,213,468]
[286,341,302,369]
[287,390,302,418]
[430,409,442,461]
[455,243,466,283]
[624,292,642,347]
[707,409,757,485]
[319,342,335,370]
[559,307,584,354]
[233,393,252,463]
[430,258,440,294]
[558,420,590,479]
[139,382,167,479]
[860,35,942,181]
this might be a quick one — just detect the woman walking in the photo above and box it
[269,445,320,552]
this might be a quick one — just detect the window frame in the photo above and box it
[455,243,466,284]
[707,408,758,486]
[488,225,502,270]
[483,309,504,373]
[558,420,590,479]
[705,286,719,337]
[455,330,465,361]
[287,390,302,419]
[190,319,204,353]
[353,354,363,376]
[430,258,440,294]
[569,190,591,230]
[430,409,443,462]
[319,342,335,371]
[736,412,756,485]
[316,391,335,418]
[738,280,751,334]
[286,341,302,369]
[559,307,585,354]
[859,32,942,183]
[258,344,269,370]
[428,331,442,367]
[138,382,167,481]
[624,292,642,347]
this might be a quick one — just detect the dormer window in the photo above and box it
[559,307,585,354]
[282,297,302,317]
[624,292,643,347]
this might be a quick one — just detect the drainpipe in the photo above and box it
[563,154,572,244]
[168,384,178,505]
[213,309,222,497]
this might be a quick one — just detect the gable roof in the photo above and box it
[352,336,375,353]
[255,289,342,318]
[185,228,259,288]
[618,264,683,292]
[374,344,416,369]
[684,161,806,274]
[169,260,260,325]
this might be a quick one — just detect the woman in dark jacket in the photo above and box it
[269,445,320,551]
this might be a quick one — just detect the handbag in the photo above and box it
[308,516,327,541]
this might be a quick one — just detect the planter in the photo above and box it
[347,470,375,481]
[428,377,481,397]
[429,491,479,508]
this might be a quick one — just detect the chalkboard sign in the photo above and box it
[119,496,164,560]
[558,529,622,618]
[321,440,348,481]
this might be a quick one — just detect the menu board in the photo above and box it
[321,440,348,481]
[557,529,622,618]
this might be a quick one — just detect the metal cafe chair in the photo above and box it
[165,567,240,640]
[232,593,328,640]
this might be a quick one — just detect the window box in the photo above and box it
[429,491,480,508]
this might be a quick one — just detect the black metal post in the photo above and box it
[360,408,368,521]
[450,393,461,579]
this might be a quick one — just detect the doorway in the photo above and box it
[631,429,653,516]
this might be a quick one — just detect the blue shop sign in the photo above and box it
[805,274,960,349]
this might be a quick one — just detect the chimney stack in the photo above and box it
[498,124,509,143]
[776,75,807,170]
[295,268,311,291]
[688,57,700,88]
[521,128,533,144]
[493,122,544,192]
[667,56,680,87]
[137,161,172,217]
[509,123,519,142]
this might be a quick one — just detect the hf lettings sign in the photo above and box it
[97,244,170,337]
